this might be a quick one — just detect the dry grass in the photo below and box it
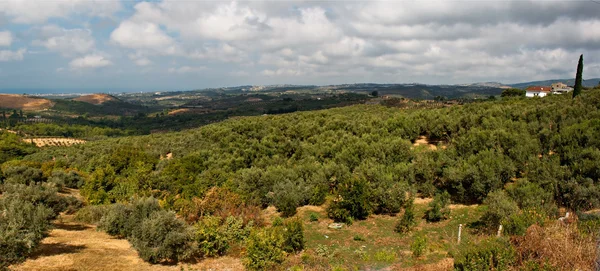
[0,94,54,110]
[73,94,116,105]
[512,222,597,271]
[9,215,243,271]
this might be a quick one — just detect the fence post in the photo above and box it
[497,225,503,237]
[458,224,462,244]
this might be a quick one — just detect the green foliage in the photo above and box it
[410,235,427,258]
[501,88,525,98]
[244,228,286,271]
[0,197,53,268]
[395,197,416,234]
[282,218,305,253]
[503,209,546,236]
[130,210,195,264]
[327,175,371,224]
[353,235,365,241]
[48,170,85,189]
[309,212,319,222]
[425,191,451,222]
[98,197,161,238]
[193,216,230,257]
[1,165,44,185]
[373,249,397,263]
[573,54,583,99]
[1,182,81,218]
[74,205,109,224]
[271,180,303,217]
[0,132,37,164]
[453,238,516,271]
[480,190,520,231]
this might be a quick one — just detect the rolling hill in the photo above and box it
[509,78,600,88]
[72,94,118,105]
[0,94,54,111]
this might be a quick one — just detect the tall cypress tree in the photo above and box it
[573,54,583,99]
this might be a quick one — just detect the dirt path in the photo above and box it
[10,216,243,271]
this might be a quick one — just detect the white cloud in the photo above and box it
[0,0,122,24]
[0,48,25,61]
[168,66,207,74]
[0,31,13,46]
[110,21,176,52]
[32,25,95,56]
[69,54,112,69]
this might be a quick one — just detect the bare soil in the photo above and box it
[73,94,116,105]
[0,94,54,110]
[10,215,243,271]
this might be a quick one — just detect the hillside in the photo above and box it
[510,77,600,88]
[3,89,600,270]
[72,94,118,105]
[0,94,54,110]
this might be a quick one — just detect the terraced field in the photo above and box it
[23,138,86,147]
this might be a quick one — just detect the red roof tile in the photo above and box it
[526,86,552,92]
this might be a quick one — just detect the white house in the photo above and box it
[526,86,552,98]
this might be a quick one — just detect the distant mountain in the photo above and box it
[509,78,600,89]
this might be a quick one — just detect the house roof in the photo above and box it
[526,86,552,92]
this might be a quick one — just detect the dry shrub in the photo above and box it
[512,222,597,270]
[182,187,263,226]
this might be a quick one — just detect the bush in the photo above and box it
[327,176,371,224]
[0,197,53,268]
[271,180,303,217]
[98,203,133,237]
[49,170,85,189]
[395,197,416,234]
[453,238,516,271]
[282,218,305,253]
[1,165,44,185]
[411,235,427,258]
[503,209,546,236]
[194,216,229,257]
[130,210,195,264]
[244,228,286,271]
[1,182,81,218]
[309,212,319,222]
[74,205,109,224]
[424,191,451,222]
[480,190,520,232]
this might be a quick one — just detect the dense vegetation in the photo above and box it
[2,89,600,269]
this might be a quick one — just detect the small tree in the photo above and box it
[501,88,525,98]
[371,91,379,97]
[573,54,583,99]
[425,191,451,222]
[395,196,416,234]
[327,176,372,224]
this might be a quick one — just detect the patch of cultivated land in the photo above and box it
[288,200,482,270]
[0,94,54,110]
[23,137,86,147]
[73,94,116,105]
[10,216,243,271]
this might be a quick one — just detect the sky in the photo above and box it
[1,0,599,93]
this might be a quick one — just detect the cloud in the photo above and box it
[168,66,207,74]
[69,54,112,69]
[0,48,25,61]
[0,0,122,24]
[110,21,176,52]
[0,31,12,46]
[32,25,95,57]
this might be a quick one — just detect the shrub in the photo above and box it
[327,176,371,224]
[309,212,319,222]
[130,210,195,264]
[74,205,109,224]
[411,235,427,258]
[453,237,516,271]
[49,170,85,189]
[1,182,81,218]
[480,190,519,232]
[395,197,416,234]
[353,235,365,241]
[373,249,397,263]
[0,197,53,268]
[272,216,284,227]
[271,180,303,217]
[503,209,546,236]
[282,218,305,253]
[244,228,286,271]
[1,165,44,185]
[194,216,230,257]
[424,191,451,222]
[98,203,133,237]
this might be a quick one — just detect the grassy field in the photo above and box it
[285,199,485,270]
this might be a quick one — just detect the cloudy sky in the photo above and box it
[1,0,599,92]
